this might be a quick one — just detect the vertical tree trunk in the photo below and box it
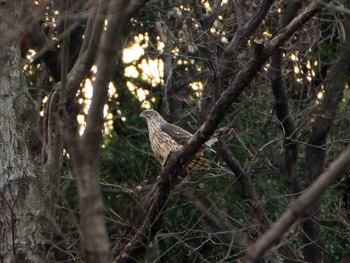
[0,2,46,262]
[303,2,350,262]
[270,0,302,195]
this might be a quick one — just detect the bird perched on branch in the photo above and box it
[140,109,231,170]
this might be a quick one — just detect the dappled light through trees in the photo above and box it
[1,1,350,262]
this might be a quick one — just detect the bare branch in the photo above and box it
[216,140,300,262]
[270,1,303,195]
[245,145,350,262]
[224,0,274,58]
[21,1,62,81]
[60,0,70,107]
[176,1,324,172]
[200,0,274,122]
[114,2,324,261]
[65,0,111,100]
[303,1,350,260]
[60,1,151,262]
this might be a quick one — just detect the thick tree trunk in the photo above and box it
[0,2,47,262]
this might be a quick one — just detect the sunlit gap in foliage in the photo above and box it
[290,52,316,82]
[38,66,118,136]
[122,33,207,110]
[25,49,36,63]
[123,34,148,63]
[123,33,163,110]
[289,52,321,105]
[200,0,229,40]
[38,30,208,134]
[190,82,203,98]
[77,76,117,136]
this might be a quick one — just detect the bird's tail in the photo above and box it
[189,156,211,170]
[190,127,232,170]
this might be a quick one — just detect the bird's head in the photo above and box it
[140,110,164,122]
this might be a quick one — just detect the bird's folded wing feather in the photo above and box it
[160,122,193,145]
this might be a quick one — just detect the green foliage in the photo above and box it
[20,1,350,262]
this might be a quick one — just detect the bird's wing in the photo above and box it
[161,122,232,148]
[160,122,193,145]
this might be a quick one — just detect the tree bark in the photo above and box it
[0,1,48,262]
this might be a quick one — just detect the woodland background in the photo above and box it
[1,0,350,262]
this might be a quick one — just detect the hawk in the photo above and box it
[140,109,230,170]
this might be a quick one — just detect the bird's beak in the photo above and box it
[139,112,144,118]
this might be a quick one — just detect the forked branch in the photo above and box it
[115,1,324,261]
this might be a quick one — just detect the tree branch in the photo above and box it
[181,1,323,167]
[65,0,111,100]
[245,145,350,262]
[60,1,151,262]
[184,190,248,249]
[200,0,274,122]
[115,1,324,261]
[22,1,62,82]
[216,140,300,262]
[303,1,350,261]
[270,0,303,195]
[224,0,274,59]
